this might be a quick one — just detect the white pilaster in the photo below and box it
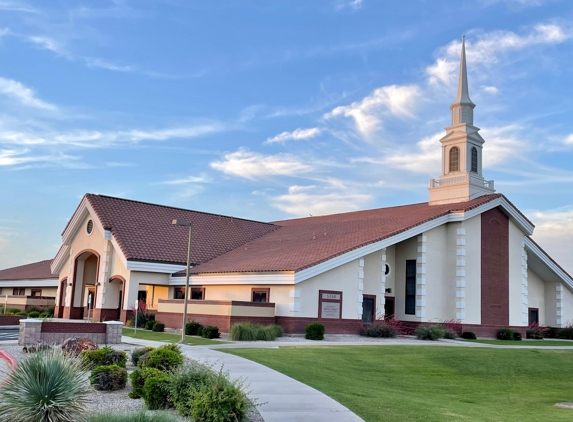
[380,249,387,313]
[456,228,466,320]
[357,257,364,317]
[416,235,427,319]
[521,240,529,324]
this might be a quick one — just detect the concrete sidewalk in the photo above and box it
[123,337,363,422]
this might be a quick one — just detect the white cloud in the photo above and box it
[211,149,313,180]
[530,205,573,274]
[482,85,499,94]
[0,148,75,166]
[158,174,211,185]
[481,0,556,7]
[564,134,573,145]
[335,0,364,11]
[273,184,372,216]
[84,57,134,72]
[0,1,38,13]
[28,36,67,56]
[427,24,572,85]
[383,132,442,174]
[324,84,419,136]
[265,127,322,144]
[0,76,56,110]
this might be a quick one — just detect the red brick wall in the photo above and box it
[461,323,526,338]
[156,312,232,331]
[41,322,106,333]
[276,316,365,334]
[92,308,120,322]
[0,315,25,325]
[481,207,509,326]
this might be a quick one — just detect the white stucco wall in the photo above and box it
[424,224,450,322]
[527,269,545,326]
[561,285,573,325]
[463,215,481,324]
[509,220,526,326]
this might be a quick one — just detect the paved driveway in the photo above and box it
[0,328,18,341]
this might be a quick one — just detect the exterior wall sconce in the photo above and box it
[385,288,392,294]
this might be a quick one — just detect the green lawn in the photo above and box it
[462,339,573,346]
[122,328,228,345]
[225,346,573,422]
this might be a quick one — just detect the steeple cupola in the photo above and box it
[429,36,495,206]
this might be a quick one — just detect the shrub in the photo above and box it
[526,322,549,339]
[513,332,523,341]
[143,371,171,410]
[229,322,284,341]
[140,345,183,371]
[39,312,50,318]
[201,325,220,339]
[131,346,155,366]
[145,320,156,330]
[443,330,458,339]
[80,345,127,368]
[362,321,397,338]
[557,323,573,340]
[26,306,43,314]
[441,319,462,337]
[45,305,55,316]
[185,321,203,336]
[15,311,27,316]
[90,364,127,391]
[497,328,515,340]
[305,323,325,340]
[462,331,477,340]
[152,322,165,332]
[4,307,22,315]
[129,300,155,328]
[189,368,253,422]
[170,364,216,416]
[27,311,40,318]
[197,326,204,336]
[0,348,89,421]
[87,411,178,422]
[129,367,164,399]
[415,324,446,341]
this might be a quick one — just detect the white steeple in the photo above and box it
[450,35,476,126]
[428,36,495,206]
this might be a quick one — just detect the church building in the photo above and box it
[2,38,572,336]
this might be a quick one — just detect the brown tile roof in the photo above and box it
[85,194,279,265]
[189,194,505,274]
[0,260,57,281]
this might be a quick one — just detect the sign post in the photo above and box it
[134,299,138,335]
[4,294,6,315]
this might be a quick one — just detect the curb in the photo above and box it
[0,350,17,371]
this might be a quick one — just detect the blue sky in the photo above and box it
[1,0,572,272]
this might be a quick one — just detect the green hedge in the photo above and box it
[201,326,220,339]
[305,323,324,340]
[185,321,202,336]
[229,322,284,341]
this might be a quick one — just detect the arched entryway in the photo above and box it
[63,249,100,320]
[108,276,126,321]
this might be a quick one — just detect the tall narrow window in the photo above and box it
[405,260,416,315]
[472,147,478,173]
[449,147,460,172]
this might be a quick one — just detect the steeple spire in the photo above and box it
[450,35,475,126]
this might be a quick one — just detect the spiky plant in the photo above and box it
[0,347,90,422]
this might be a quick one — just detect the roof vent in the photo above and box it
[86,220,94,235]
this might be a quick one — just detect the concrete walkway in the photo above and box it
[122,337,363,422]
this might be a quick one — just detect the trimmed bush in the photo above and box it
[145,320,156,330]
[3,307,23,315]
[362,321,397,338]
[26,306,43,314]
[0,348,89,421]
[415,324,446,341]
[27,311,40,318]
[131,346,155,366]
[143,371,171,410]
[462,331,477,340]
[305,322,325,340]
[497,328,515,340]
[129,367,164,399]
[443,330,458,339]
[185,321,203,336]
[80,345,127,368]
[90,364,127,391]
[513,332,523,341]
[201,325,220,339]
[152,322,165,332]
[39,312,50,318]
[140,344,183,371]
[229,322,284,341]
[526,323,549,339]
[15,311,27,316]
[557,323,573,340]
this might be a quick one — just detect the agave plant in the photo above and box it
[0,348,90,422]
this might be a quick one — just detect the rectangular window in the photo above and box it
[12,288,25,296]
[405,260,416,315]
[252,288,270,303]
[174,287,185,300]
[31,289,42,297]
[191,288,204,300]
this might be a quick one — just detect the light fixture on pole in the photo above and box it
[172,219,193,344]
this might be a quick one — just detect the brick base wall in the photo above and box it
[156,311,278,333]
[18,320,123,345]
[276,316,365,334]
[62,306,84,319]
[41,322,106,333]
[0,315,26,325]
[92,308,120,322]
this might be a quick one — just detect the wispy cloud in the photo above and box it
[335,0,364,11]
[0,148,77,166]
[0,76,57,110]
[211,148,314,180]
[265,127,322,144]
[427,23,572,85]
[0,1,38,13]
[530,205,573,274]
[158,174,212,185]
[324,84,420,137]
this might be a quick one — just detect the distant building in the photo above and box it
[3,38,572,335]
[0,260,58,312]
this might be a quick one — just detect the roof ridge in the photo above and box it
[86,193,277,227]
[0,259,53,272]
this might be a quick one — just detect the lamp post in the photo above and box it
[172,219,193,344]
